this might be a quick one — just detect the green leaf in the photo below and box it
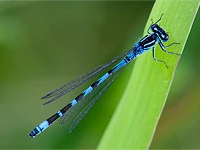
[98,1,200,149]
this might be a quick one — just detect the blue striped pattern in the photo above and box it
[29,14,181,138]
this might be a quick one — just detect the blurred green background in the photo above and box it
[0,1,199,149]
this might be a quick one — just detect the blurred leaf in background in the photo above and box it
[0,1,199,149]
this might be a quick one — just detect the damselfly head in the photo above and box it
[151,23,169,42]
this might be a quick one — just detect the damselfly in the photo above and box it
[29,14,181,138]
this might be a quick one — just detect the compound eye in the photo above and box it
[162,34,168,42]
[151,24,158,32]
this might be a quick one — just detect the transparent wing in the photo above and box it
[42,65,102,105]
[42,49,133,105]
[59,62,129,133]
